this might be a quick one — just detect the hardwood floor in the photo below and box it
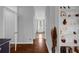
[11,44,34,53]
[33,39,48,53]
[10,39,48,53]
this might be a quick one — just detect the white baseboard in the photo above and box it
[10,41,33,44]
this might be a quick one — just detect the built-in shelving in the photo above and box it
[59,6,79,52]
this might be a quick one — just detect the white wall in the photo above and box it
[3,6,34,44]
[0,7,3,38]
[34,6,46,20]
[1,6,34,44]
[3,6,17,43]
[46,6,56,53]
[34,6,46,35]
[18,6,34,43]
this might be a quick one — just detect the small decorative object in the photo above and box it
[68,6,70,9]
[63,6,66,9]
[60,46,66,53]
[73,32,76,35]
[75,14,79,17]
[60,11,66,16]
[63,19,67,25]
[68,14,71,17]
[74,40,77,44]
[74,47,79,53]
[61,39,66,43]
[68,47,72,53]
[60,6,62,9]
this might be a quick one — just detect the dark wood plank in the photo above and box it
[11,44,34,53]
[10,39,48,53]
[33,39,48,53]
